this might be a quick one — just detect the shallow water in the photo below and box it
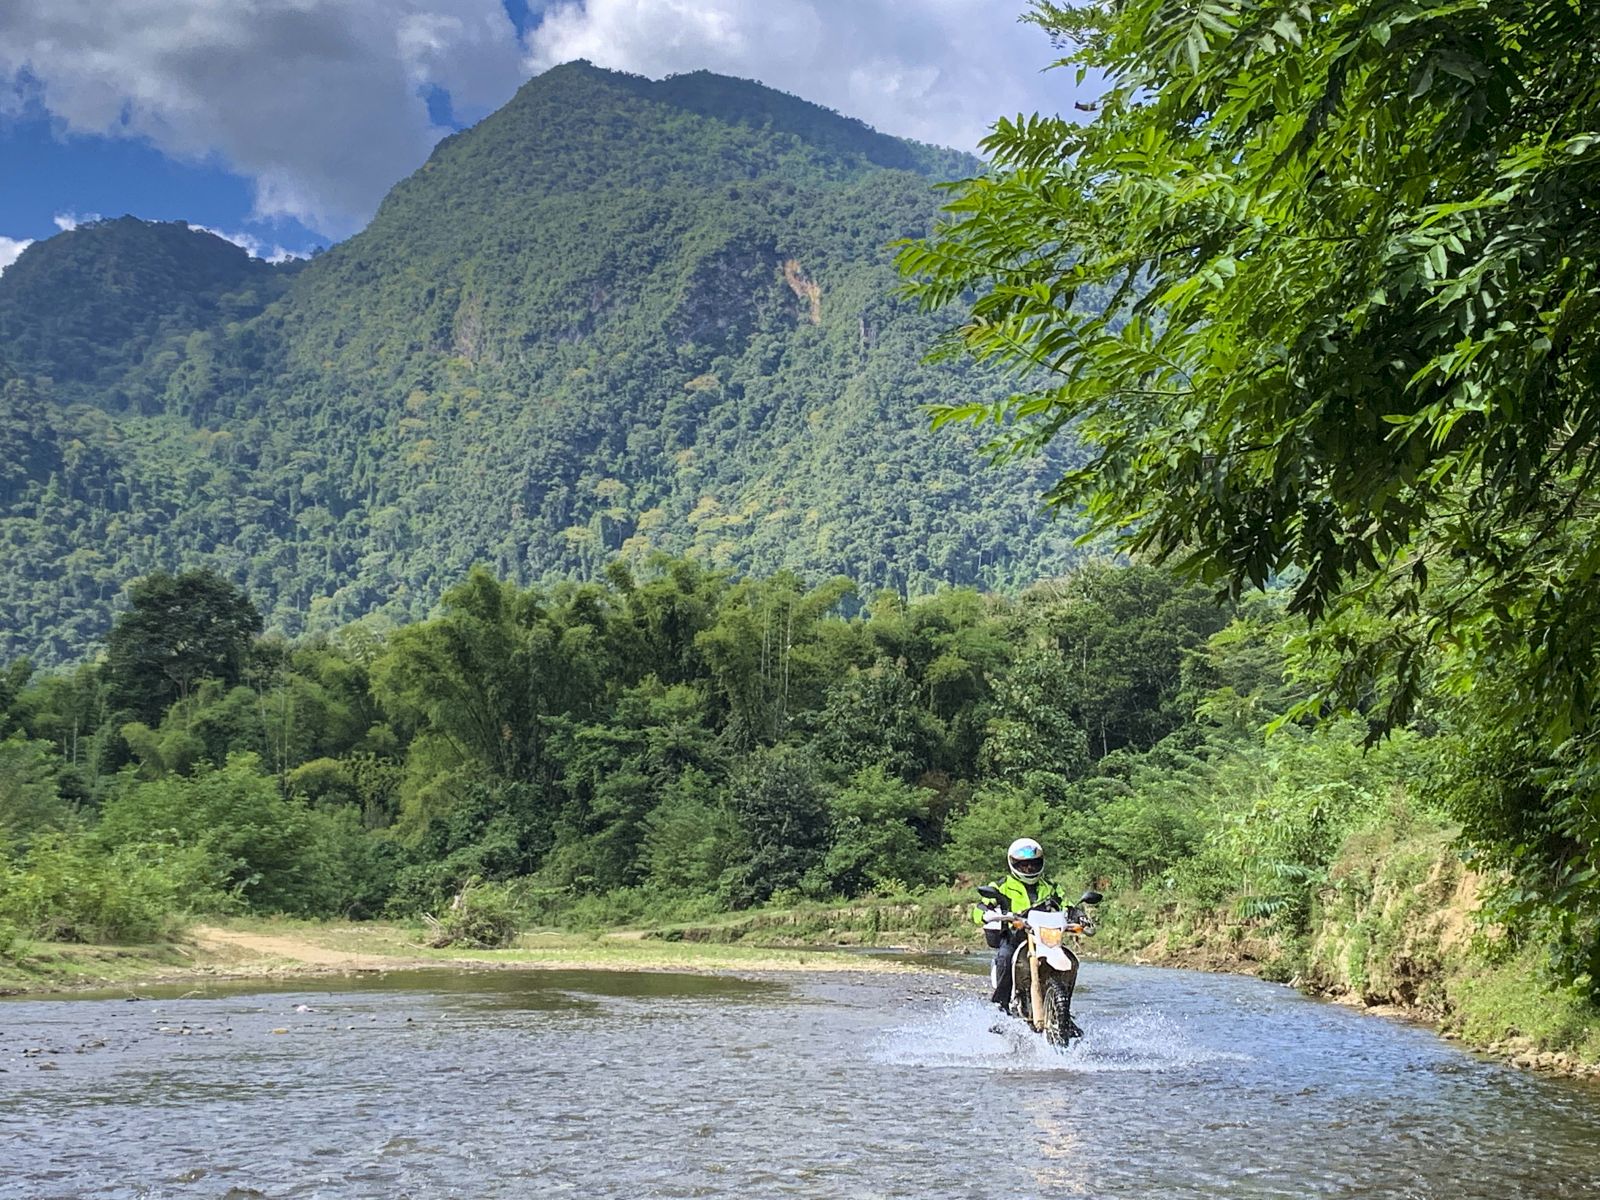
[3,961,1598,1198]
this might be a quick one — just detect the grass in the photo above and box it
[1445,947,1600,1061]
[0,938,198,994]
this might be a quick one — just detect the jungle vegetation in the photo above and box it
[5,6,1597,1041]
[0,63,1101,667]
[901,0,1600,995]
[1,557,1415,958]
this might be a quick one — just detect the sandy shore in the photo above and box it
[0,920,932,996]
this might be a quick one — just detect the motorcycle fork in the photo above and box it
[1027,933,1047,1033]
[1010,935,1048,1031]
[1008,941,1028,1019]
[1018,939,1081,1033]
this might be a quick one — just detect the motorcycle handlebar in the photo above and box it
[982,912,1095,936]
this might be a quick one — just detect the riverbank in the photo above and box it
[0,918,926,997]
[8,836,1599,1082]
[1103,822,1600,1080]
[633,828,1600,1080]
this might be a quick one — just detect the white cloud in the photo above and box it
[0,236,33,275]
[525,1,1082,151]
[52,210,99,232]
[188,223,302,265]
[0,1,528,238]
[1,2,1081,239]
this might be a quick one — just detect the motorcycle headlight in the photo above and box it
[1038,926,1064,948]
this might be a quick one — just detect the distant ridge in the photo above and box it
[0,63,1087,664]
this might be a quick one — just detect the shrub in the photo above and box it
[0,918,26,963]
[97,753,384,917]
[0,735,75,848]
[726,749,830,907]
[641,769,737,897]
[0,832,224,943]
[943,784,1063,880]
[1167,848,1236,909]
[426,879,521,949]
[821,767,936,897]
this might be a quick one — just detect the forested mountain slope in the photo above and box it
[0,62,1087,664]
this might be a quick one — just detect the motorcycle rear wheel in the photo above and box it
[1042,976,1076,1048]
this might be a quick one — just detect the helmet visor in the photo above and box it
[1009,854,1044,880]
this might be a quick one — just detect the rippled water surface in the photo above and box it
[4,961,1599,1198]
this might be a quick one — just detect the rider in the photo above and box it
[972,837,1065,1011]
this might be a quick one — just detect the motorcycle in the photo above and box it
[976,884,1102,1047]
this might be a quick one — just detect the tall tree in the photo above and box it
[727,747,831,906]
[1023,564,1230,758]
[106,570,262,724]
[373,570,611,787]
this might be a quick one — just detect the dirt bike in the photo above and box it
[976,884,1102,1047]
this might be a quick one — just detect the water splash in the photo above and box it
[874,999,1249,1074]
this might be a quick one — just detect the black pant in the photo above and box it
[990,931,1026,1010]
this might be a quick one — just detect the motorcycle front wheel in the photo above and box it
[1042,976,1076,1048]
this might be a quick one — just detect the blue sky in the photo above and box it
[1,1,1084,272]
[1,120,321,254]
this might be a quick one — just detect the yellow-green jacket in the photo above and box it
[971,875,1065,923]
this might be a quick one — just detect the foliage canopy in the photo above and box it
[900,0,1600,987]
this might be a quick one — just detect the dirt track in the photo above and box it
[185,924,921,977]
[189,925,411,970]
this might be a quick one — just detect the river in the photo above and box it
[3,959,1598,1198]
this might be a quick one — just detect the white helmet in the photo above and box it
[1007,837,1044,884]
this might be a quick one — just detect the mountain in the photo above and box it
[0,62,1088,664]
[0,216,289,400]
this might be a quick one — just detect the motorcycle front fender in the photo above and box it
[1040,945,1078,974]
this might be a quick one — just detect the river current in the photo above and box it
[3,960,1598,1198]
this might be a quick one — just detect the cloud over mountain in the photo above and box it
[0,236,32,275]
[525,0,1069,152]
[0,0,527,237]
[2,1,1077,237]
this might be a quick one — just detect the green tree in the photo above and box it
[538,678,721,894]
[16,663,119,786]
[641,768,738,896]
[813,660,944,781]
[981,648,1089,792]
[0,659,32,737]
[727,746,831,905]
[942,783,1061,881]
[1022,564,1230,757]
[821,766,936,896]
[1071,791,1204,889]
[394,778,548,908]
[0,736,73,850]
[696,573,857,748]
[374,570,610,787]
[901,0,1600,990]
[106,570,262,723]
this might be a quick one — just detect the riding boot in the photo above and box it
[991,936,1018,1010]
[1061,970,1083,1038]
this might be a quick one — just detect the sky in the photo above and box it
[0,1,1086,274]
